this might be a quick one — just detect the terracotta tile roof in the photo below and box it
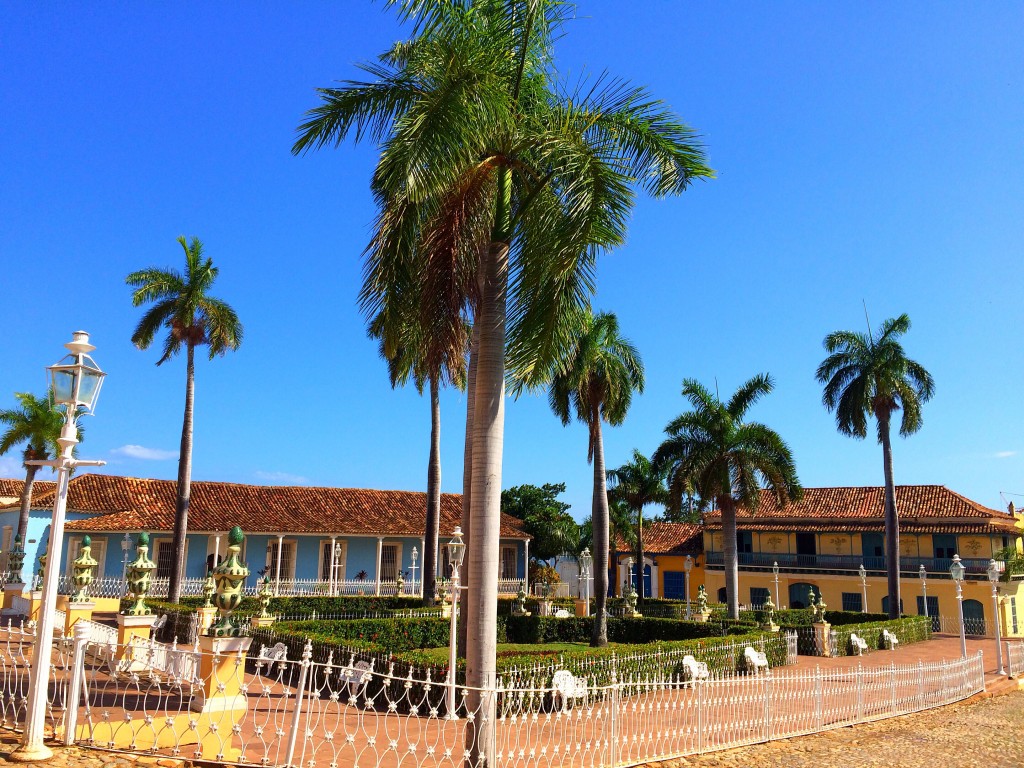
[0,478,57,505]
[615,522,702,554]
[703,486,1012,526]
[11,474,528,539]
[708,521,1019,536]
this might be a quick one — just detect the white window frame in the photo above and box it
[67,535,107,580]
[500,544,518,580]
[153,538,188,580]
[318,539,348,582]
[266,538,298,582]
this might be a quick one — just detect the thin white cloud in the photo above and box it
[994,451,1017,459]
[111,445,178,461]
[0,456,24,478]
[253,470,309,485]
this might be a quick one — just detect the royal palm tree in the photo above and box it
[126,236,243,604]
[654,375,801,620]
[548,311,644,645]
[816,313,934,618]
[607,449,668,610]
[293,0,710,719]
[369,306,466,606]
[0,392,71,540]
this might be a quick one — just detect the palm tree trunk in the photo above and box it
[423,376,441,607]
[635,508,644,610]
[17,462,39,542]
[591,417,610,647]
[879,411,901,619]
[721,496,740,620]
[169,344,195,605]
[464,235,508,760]
[457,323,479,659]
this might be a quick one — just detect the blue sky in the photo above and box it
[1,1,1021,518]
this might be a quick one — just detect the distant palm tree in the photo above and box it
[369,309,466,605]
[548,311,643,646]
[0,392,73,540]
[654,375,801,619]
[126,236,243,604]
[816,313,934,618]
[607,450,668,610]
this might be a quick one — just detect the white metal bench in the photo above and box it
[882,629,899,650]
[551,669,588,711]
[553,609,571,618]
[744,646,769,675]
[681,654,709,683]
[257,642,289,664]
[849,633,868,655]
[338,660,373,699]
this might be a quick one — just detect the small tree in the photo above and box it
[501,483,576,565]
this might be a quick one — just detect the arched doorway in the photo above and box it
[962,599,986,635]
[717,587,727,603]
[789,583,820,609]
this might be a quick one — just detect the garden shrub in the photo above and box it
[829,616,930,656]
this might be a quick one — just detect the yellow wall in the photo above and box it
[612,553,706,599]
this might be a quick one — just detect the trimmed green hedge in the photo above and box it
[502,615,756,644]
[830,616,931,656]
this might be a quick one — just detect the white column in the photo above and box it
[419,536,426,597]
[649,559,659,599]
[375,537,383,596]
[213,533,221,566]
[523,539,530,594]
[329,536,337,596]
[274,534,284,595]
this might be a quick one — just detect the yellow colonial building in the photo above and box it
[702,485,1024,637]
[612,522,705,600]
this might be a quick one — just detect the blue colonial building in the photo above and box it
[0,474,530,597]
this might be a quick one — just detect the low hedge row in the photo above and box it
[503,615,755,644]
[829,616,931,656]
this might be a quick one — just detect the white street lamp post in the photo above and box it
[15,331,106,762]
[950,554,967,659]
[333,542,342,596]
[684,555,694,619]
[445,526,466,718]
[919,564,929,622]
[987,559,1005,675]
[859,564,868,613]
[410,546,419,598]
[579,548,593,617]
[772,561,780,610]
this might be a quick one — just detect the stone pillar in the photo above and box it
[117,613,158,647]
[2,583,26,615]
[812,622,832,657]
[64,601,95,634]
[190,633,253,763]
[374,537,383,596]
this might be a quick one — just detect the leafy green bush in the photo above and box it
[502,615,753,644]
[830,616,931,656]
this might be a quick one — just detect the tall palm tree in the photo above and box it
[293,0,710,723]
[654,375,801,619]
[126,236,243,604]
[607,449,668,610]
[369,307,466,606]
[816,313,934,618]
[0,392,70,541]
[548,311,644,645]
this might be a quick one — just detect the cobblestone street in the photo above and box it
[682,689,1024,768]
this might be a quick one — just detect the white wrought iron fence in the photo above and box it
[935,614,999,638]
[1006,639,1024,678]
[0,621,73,735]
[61,632,986,768]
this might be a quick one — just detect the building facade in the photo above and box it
[0,473,530,597]
[702,485,1024,636]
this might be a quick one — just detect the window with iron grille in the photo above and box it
[750,587,770,607]
[500,546,517,580]
[380,544,399,581]
[154,540,185,579]
[1012,597,1018,634]
[267,540,296,581]
[842,592,863,612]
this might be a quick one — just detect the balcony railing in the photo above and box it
[704,551,1000,576]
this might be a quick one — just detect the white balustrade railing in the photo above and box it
[63,633,987,768]
[10,595,30,617]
